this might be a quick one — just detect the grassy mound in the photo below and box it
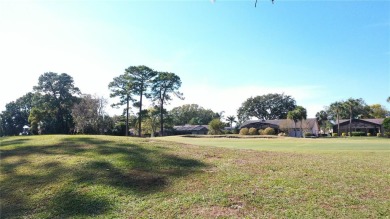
[1,135,389,218]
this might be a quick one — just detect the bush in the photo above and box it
[342,132,347,137]
[263,127,275,135]
[351,132,366,137]
[208,119,224,135]
[367,133,372,137]
[377,133,382,137]
[332,133,338,137]
[278,132,287,136]
[385,132,390,138]
[248,127,258,135]
[258,129,264,135]
[239,128,249,135]
[305,132,315,137]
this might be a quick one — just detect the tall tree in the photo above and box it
[287,110,299,137]
[296,106,307,137]
[71,94,108,134]
[125,66,157,137]
[33,72,80,134]
[237,93,296,122]
[315,110,328,134]
[169,104,217,125]
[226,115,236,128]
[108,73,135,136]
[151,72,183,136]
[1,92,37,135]
[327,101,344,136]
[369,104,389,118]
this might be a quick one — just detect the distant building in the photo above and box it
[240,118,320,137]
[333,119,384,135]
[173,125,209,135]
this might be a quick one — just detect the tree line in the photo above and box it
[1,68,389,136]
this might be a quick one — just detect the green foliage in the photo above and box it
[351,132,366,137]
[332,133,338,137]
[305,132,314,137]
[367,133,372,137]
[377,133,382,137]
[342,132,347,137]
[248,127,258,135]
[208,119,225,135]
[1,93,34,135]
[239,127,249,135]
[369,104,389,118]
[71,95,108,134]
[258,129,264,135]
[124,65,157,136]
[33,72,81,134]
[226,115,236,128]
[169,104,217,126]
[383,118,390,132]
[326,98,370,121]
[263,127,275,135]
[237,93,296,122]
[151,72,183,136]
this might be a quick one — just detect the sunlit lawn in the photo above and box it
[1,135,389,218]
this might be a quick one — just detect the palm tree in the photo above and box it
[315,110,328,134]
[328,101,343,136]
[287,110,299,137]
[226,115,236,128]
[296,106,307,137]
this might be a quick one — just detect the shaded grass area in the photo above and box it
[1,135,389,218]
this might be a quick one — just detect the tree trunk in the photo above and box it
[138,90,142,137]
[160,102,164,136]
[126,95,129,136]
[294,121,297,137]
[337,112,340,136]
[349,106,352,136]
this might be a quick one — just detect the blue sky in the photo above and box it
[1,0,389,118]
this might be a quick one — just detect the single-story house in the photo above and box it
[173,125,209,135]
[240,118,320,137]
[333,119,384,135]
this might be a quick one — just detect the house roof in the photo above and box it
[334,118,384,126]
[240,118,318,129]
[173,125,208,131]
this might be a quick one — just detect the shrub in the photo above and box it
[239,128,249,135]
[208,119,224,135]
[258,129,264,135]
[377,133,382,137]
[351,132,366,137]
[385,132,390,138]
[342,132,347,137]
[263,127,275,135]
[332,133,338,137]
[278,132,287,136]
[383,118,390,133]
[305,132,315,137]
[367,133,372,137]
[248,127,258,135]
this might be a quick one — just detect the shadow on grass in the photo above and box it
[0,136,207,218]
[0,137,33,147]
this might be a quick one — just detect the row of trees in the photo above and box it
[108,65,183,136]
[317,98,390,136]
[1,69,389,137]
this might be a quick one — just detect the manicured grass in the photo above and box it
[1,135,389,218]
[161,135,390,152]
